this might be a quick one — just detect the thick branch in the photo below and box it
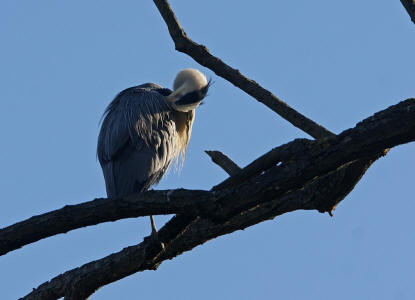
[212,97,415,219]
[153,0,333,139]
[160,158,377,261]
[21,214,196,300]
[401,0,415,24]
[21,157,376,300]
[19,98,415,299]
[4,98,415,260]
[205,150,241,176]
[0,189,212,256]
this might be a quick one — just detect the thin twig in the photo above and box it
[205,150,241,176]
[153,0,334,139]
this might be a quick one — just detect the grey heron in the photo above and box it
[97,68,210,238]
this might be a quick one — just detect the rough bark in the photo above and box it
[5,98,414,260]
[19,98,415,299]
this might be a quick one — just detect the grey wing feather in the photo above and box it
[97,84,178,197]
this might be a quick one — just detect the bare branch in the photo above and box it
[20,163,368,300]
[20,156,379,300]
[161,158,378,261]
[401,0,415,24]
[4,98,415,262]
[205,150,241,176]
[21,215,195,300]
[19,98,415,299]
[0,189,212,256]
[153,0,334,139]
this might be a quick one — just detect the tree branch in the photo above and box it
[401,0,415,24]
[153,0,334,139]
[160,158,377,261]
[19,162,372,300]
[21,214,196,300]
[0,189,213,256]
[205,150,241,176]
[4,98,415,259]
[19,98,415,299]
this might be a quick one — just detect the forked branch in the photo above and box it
[20,98,415,299]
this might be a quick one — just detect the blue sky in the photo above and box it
[1,1,414,299]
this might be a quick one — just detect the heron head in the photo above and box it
[166,68,210,112]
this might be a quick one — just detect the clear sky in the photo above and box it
[1,1,414,299]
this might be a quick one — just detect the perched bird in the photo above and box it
[97,68,209,236]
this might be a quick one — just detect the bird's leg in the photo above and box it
[149,215,165,251]
[150,215,158,235]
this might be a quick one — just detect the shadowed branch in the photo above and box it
[0,189,212,256]
[6,98,414,259]
[19,98,415,299]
